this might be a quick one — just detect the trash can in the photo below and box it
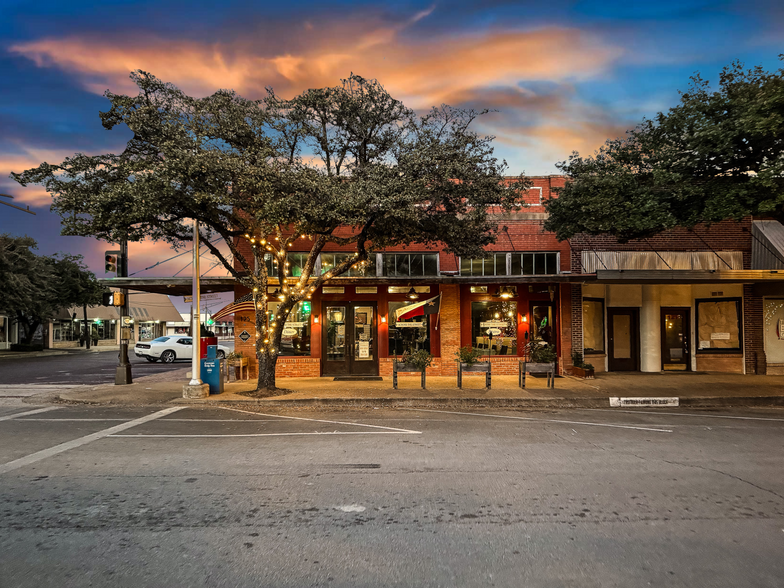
[201,345,224,394]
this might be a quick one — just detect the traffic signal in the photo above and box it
[102,292,112,306]
[105,250,121,275]
[110,292,125,306]
[206,317,214,326]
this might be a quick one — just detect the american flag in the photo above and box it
[211,293,256,321]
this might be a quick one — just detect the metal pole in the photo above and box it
[189,219,202,387]
[115,238,132,384]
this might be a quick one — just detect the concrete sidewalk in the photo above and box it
[50,371,784,409]
[0,345,120,360]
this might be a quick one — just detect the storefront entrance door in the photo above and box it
[608,308,640,371]
[322,302,378,377]
[661,308,690,371]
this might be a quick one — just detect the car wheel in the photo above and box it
[146,357,158,363]
[216,350,226,359]
[161,350,176,363]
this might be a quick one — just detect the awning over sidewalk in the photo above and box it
[594,269,784,284]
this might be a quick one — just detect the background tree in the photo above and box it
[13,72,528,391]
[0,235,106,345]
[545,58,784,242]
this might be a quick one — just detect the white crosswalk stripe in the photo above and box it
[0,384,83,397]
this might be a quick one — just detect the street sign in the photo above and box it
[121,316,133,327]
[183,293,221,303]
[238,330,251,342]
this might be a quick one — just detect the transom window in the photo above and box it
[320,253,377,277]
[382,253,438,277]
[460,254,508,276]
[511,252,559,275]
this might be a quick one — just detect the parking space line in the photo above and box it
[111,431,419,438]
[220,407,422,434]
[0,407,183,475]
[0,407,61,421]
[402,408,672,433]
[583,408,784,422]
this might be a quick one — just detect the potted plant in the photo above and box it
[226,351,249,381]
[519,337,558,388]
[454,345,490,389]
[392,349,433,389]
[571,351,595,379]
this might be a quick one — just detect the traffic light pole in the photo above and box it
[115,238,133,385]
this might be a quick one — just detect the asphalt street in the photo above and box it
[0,342,234,386]
[1,404,782,587]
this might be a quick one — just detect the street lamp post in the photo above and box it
[183,219,209,398]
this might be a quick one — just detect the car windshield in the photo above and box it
[152,337,170,342]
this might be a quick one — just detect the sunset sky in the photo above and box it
[1,0,783,299]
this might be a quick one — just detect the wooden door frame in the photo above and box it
[660,307,691,371]
[607,308,640,371]
[321,302,379,377]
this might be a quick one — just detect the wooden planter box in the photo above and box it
[392,362,426,389]
[458,362,491,389]
[572,366,595,379]
[227,357,249,381]
[519,361,556,389]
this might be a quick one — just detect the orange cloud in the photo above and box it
[0,147,75,207]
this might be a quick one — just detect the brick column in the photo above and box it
[438,284,461,376]
[743,284,765,375]
[570,283,583,363]
[233,285,258,378]
[559,283,574,375]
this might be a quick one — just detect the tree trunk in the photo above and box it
[83,303,90,349]
[256,351,279,392]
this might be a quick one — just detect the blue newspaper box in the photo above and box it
[201,345,224,394]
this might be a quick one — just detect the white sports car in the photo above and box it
[134,336,229,363]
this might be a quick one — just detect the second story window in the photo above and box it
[383,253,438,277]
[287,253,310,277]
[321,252,377,277]
[511,252,559,275]
[460,254,508,276]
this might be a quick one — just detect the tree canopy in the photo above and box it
[0,235,106,344]
[13,71,527,389]
[544,58,784,242]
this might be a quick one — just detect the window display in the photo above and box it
[388,301,430,356]
[471,301,517,355]
[696,298,741,351]
[582,298,605,353]
[269,301,311,356]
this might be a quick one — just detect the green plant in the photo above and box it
[399,349,433,371]
[455,345,484,365]
[226,351,245,362]
[531,342,557,363]
[571,351,594,371]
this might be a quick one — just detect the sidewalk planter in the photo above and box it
[519,361,556,389]
[572,366,595,379]
[392,362,426,390]
[458,362,491,389]
[227,357,249,381]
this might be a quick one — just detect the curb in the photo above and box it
[171,395,784,409]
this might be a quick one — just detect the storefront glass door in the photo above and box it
[661,308,690,371]
[322,303,378,376]
[608,308,639,371]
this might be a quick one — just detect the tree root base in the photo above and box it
[238,387,294,399]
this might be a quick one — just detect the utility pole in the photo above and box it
[115,238,132,385]
[0,193,36,215]
[183,220,209,398]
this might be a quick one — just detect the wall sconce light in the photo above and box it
[313,316,319,324]
[381,316,387,323]
[521,314,528,323]
[407,287,419,300]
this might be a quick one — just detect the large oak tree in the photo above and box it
[14,72,528,392]
[545,58,784,242]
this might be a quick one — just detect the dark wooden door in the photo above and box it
[322,302,378,376]
[661,308,690,371]
[607,308,640,371]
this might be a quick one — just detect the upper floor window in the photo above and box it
[511,252,559,275]
[321,252,377,277]
[383,253,438,277]
[460,254,508,276]
[287,252,310,277]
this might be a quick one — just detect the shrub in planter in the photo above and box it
[454,345,484,366]
[399,349,433,372]
[571,351,595,379]
[530,342,557,364]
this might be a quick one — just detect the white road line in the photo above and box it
[12,418,285,422]
[0,407,62,421]
[0,407,183,475]
[221,407,422,434]
[112,431,419,438]
[403,408,672,433]
[584,408,784,422]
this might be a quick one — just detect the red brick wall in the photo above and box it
[439,285,461,376]
[743,284,765,374]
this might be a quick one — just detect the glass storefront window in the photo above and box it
[382,253,438,277]
[582,298,605,353]
[696,298,741,351]
[388,301,431,357]
[269,301,312,356]
[471,301,517,355]
[460,254,508,276]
